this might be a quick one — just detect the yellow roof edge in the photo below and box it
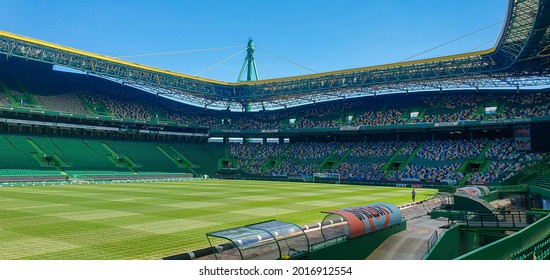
[0,30,231,86]
[1,30,496,87]
[237,48,496,85]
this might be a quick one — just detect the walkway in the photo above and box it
[366,201,450,260]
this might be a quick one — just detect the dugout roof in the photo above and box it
[321,203,403,240]
[1,0,550,110]
[206,220,309,260]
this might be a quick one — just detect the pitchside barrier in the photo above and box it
[0,173,198,187]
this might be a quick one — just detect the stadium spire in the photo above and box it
[237,38,259,82]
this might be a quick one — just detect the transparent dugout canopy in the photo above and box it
[206,220,309,260]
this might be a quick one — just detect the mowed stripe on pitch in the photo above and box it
[0,180,436,259]
[122,218,220,234]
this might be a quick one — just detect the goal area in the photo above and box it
[312,172,341,184]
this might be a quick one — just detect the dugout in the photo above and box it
[456,186,492,199]
[206,220,309,260]
[320,203,403,240]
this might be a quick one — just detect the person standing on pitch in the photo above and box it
[411,189,416,202]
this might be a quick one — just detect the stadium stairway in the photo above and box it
[0,81,16,105]
[381,142,407,172]
[457,159,471,173]
[397,142,423,171]
[495,101,506,115]
[366,201,450,260]
[476,140,493,162]
[319,144,350,170]
[458,141,494,185]
[11,75,38,107]
[106,140,187,173]
[331,144,356,171]
[79,94,110,116]
[26,137,69,167]
[51,137,119,172]
[156,144,199,176]
[100,142,136,169]
[459,174,472,185]
[260,145,289,171]
[332,143,356,164]
[3,135,53,168]
[261,153,283,171]
[170,143,225,176]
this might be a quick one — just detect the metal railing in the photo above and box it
[449,210,528,228]
[421,230,439,260]
[427,231,439,251]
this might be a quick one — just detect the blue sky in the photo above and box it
[1,0,507,82]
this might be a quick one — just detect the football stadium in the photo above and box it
[0,0,549,261]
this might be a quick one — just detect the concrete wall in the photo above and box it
[300,222,406,260]
[457,214,550,260]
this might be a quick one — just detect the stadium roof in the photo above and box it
[1,0,550,110]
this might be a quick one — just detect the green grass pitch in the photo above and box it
[0,180,437,260]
